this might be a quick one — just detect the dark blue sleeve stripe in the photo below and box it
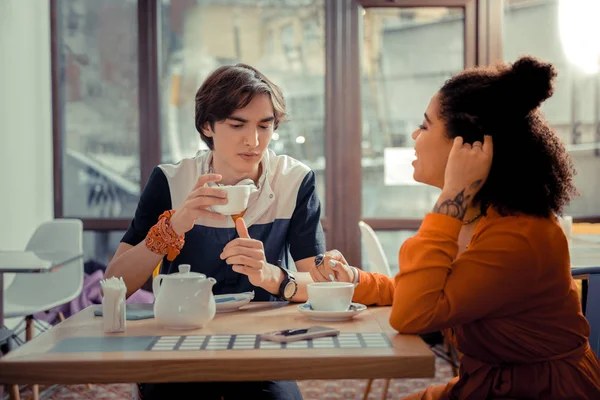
[121,166,172,246]
[287,170,326,261]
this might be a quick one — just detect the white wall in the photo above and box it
[0,0,54,252]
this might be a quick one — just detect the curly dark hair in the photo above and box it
[438,55,578,218]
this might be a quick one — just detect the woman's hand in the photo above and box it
[435,135,493,220]
[170,174,228,235]
[310,250,355,283]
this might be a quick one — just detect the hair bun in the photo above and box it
[502,55,557,115]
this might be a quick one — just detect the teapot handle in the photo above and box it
[152,275,165,299]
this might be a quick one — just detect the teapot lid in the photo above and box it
[164,264,206,280]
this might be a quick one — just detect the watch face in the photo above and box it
[284,280,297,299]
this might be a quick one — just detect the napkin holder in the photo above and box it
[100,277,127,333]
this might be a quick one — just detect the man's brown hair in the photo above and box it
[194,64,287,150]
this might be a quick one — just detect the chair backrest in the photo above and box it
[572,266,600,357]
[358,221,392,276]
[5,219,84,313]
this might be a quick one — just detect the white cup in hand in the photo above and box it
[210,185,257,216]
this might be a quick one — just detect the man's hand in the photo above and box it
[170,174,228,235]
[220,218,281,290]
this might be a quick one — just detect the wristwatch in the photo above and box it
[276,261,298,301]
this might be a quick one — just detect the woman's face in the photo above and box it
[411,92,454,189]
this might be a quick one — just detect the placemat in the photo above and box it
[49,333,392,353]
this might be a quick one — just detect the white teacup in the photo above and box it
[211,185,257,216]
[307,282,355,312]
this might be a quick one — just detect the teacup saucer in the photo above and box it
[215,291,254,313]
[297,302,367,322]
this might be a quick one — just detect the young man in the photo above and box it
[105,64,325,400]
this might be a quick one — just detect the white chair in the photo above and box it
[359,221,460,399]
[4,218,83,400]
[358,221,392,400]
[359,221,392,276]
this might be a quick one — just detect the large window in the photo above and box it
[57,0,140,220]
[357,2,473,269]
[160,0,326,212]
[361,7,465,220]
[51,0,599,268]
[502,0,600,218]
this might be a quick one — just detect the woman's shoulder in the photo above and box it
[483,207,563,236]
[478,207,569,261]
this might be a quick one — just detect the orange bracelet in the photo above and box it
[145,210,185,261]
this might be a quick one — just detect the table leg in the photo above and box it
[0,273,4,400]
[0,272,4,330]
[8,384,20,400]
[0,272,10,350]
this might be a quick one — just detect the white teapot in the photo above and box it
[152,264,217,329]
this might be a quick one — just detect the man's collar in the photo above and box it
[198,149,270,189]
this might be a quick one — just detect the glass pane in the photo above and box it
[503,0,600,217]
[83,231,126,266]
[361,8,464,218]
[160,0,326,212]
[360,230,416,276]
[58,0,140,218]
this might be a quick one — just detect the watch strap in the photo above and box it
[276,260,297,300]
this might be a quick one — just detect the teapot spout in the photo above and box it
[198,277,217,302]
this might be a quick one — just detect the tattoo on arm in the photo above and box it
[469,179,483,190]
[433,189,470,220]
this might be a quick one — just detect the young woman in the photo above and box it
[311,56,600,399]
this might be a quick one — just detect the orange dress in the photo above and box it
[353,208,600,399]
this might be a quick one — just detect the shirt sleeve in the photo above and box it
[121,166,172,246]
[287,170,326,261]
[353,270,396,306]
[389,213,540,334]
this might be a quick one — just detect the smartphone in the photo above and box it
[259,326,340,343]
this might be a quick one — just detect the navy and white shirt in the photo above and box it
[122,149,326,301]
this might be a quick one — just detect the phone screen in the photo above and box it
[278,328,309,336]
[260,326,339,343]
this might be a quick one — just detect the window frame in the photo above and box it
[50,0,600,269]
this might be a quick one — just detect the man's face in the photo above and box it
[204,94,275,180]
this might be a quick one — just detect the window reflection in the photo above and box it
[360,8,464,219]
[360,230,416,275]
[83,231,126,266]
[58,0,140,219]
[503,0,600,216]
[160,0,326,211]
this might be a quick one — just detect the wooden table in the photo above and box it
[0,302,434,385]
